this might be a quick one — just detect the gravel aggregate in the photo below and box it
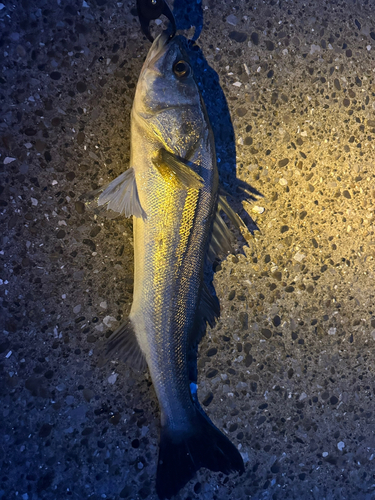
[1,0,375,499]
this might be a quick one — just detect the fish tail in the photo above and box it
[156,408,244,499]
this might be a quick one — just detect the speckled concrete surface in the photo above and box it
[1,0,375,499]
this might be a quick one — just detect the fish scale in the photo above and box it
[138,168,211,428]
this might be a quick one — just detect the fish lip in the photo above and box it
[142,32,190,78]
[142,30,170,73]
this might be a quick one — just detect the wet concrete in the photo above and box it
[1,0,375,499]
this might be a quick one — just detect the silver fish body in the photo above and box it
[98,33,244,498]
[131,35,218,429]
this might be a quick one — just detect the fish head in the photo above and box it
[136,32,199,112]
[133,32,206,157]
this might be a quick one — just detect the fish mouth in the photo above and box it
[142,30,171,76]
[142,32,189,78]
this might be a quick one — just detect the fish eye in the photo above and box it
[173,60,190,78]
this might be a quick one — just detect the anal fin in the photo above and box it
[153,148,204,190]
[105,319,147,372]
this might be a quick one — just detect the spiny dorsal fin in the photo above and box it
[104,319,147,372]
[218,194,247,231]
[153,148,204,190]
[207,194,247,262]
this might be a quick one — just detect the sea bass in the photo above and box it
[96,32,245,498]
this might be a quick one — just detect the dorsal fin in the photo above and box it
[188,283,220,352]
[207,194,246,262]
[218,194,247,231]
[187,283,220,386]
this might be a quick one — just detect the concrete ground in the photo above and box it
[1,0,375,499]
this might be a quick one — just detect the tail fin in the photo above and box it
[156,408,244,499]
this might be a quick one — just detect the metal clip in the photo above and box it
[136,0,176,42]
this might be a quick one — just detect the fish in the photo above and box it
[94,32,245,499]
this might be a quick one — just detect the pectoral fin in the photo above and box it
[96,167,146,219]
[153,148,204,190]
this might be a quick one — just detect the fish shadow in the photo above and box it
[182,37,264,386]
[185,39,262,238]
[173,0,203,41]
